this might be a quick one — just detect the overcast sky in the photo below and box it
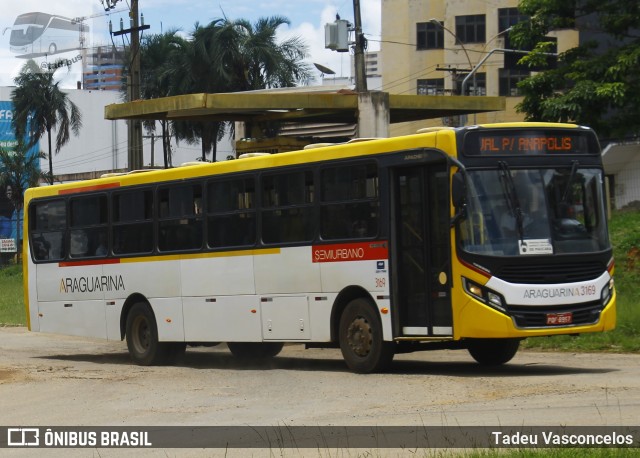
[0,0,381,89]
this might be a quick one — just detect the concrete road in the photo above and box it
[0,326,638,456]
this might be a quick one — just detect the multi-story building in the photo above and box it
[381,0,640,209]
[82,45,126,91]
[381,0,577,135]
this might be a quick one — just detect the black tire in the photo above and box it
[467,338,520,366]
[125,302,170,366]
[339,298,395,373]
[227,342,284,361]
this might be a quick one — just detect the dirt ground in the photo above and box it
[0,326,638,457]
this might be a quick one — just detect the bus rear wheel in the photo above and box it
[227,342,284,361]
[467,338,520,366]
[339,298,394,373]
[126,302,170,366]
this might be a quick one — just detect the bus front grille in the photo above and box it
[509,302,602,328]
[497,262,605,284]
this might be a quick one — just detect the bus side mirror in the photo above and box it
[451,170,466,209]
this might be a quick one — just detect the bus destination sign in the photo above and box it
[463,130,599,156]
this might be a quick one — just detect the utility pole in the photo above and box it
[352,0,367,93]
[128,0,142,170]
[110,0,148,170]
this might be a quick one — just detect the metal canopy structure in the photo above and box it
[104,90,505,126]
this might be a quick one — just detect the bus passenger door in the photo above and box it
[392,164,452,337]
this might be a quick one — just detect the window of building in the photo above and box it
[112,189,154,255]
[465,72,486,96]
[417,78,445,95]
[417,22,444,50]
[30,199,66,261]
[455,15,486,44]
[207,177,256,248]
[261,170,314,244]
[320,163,378,240]
[499,69,530,96]
[498,8,528,32]
[158,183,203,251]
[69,194,108,258]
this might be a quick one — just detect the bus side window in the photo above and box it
[207,177,256,248]
[112,189,154,255]
[157,183,203,252]
[29,199,67,262]
[320,163,378,240]
[261,171,314,244]
[69,195,108,258]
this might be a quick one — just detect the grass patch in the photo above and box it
[0,263,25,325]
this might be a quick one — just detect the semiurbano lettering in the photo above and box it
[314,247,365,262]
[59,275,125,294]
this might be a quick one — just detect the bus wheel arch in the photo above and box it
[124,299,172,366]
[120,293,150,340]
[333,290,395,373]
[330,286,376,342]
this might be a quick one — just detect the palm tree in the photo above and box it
[11,60,82,184]
[221,16,313,91]
[166,22,231,162]
[164,16,312,158]
[0,141,46,261]
[139,31,184,167]
[207,16,313,139]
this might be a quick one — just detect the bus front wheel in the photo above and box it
[467,338,520,366]
[339,298,394,373]
[125,302,170,366]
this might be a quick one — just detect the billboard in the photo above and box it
[0,100,38,247]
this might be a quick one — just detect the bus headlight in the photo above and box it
[463,278,506,312]
[601,279,614,306]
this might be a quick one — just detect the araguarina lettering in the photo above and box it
[59,275,125,293]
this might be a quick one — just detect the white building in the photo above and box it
[0,87,234,180]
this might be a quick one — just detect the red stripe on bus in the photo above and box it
[59,258,121,267]
[58,182,120,195]
[312,241,388,263]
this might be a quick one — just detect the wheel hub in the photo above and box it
[347,317,373,356]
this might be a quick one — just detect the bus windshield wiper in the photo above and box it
[498,161,524,241]
[561,160,579,203]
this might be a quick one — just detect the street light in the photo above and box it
[460,47,558,97]
[428,18,473,73]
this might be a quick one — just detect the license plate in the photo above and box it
[546,312,573,325]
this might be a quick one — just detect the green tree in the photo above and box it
[11,60,82,184]
[208,16,313,91]
[165,16,312,159]
[139,31,184,167]
[511,0,640,137]
[0,141,46,260]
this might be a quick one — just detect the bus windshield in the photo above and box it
[460,166,610,256]
[10,13,48,46]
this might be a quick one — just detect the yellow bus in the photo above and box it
[23,122,616,373]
